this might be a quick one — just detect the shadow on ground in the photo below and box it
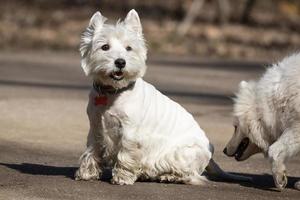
[1,162,298,191]
[225,172,299,192]
[0,163,76,179]
[0,162,112,181]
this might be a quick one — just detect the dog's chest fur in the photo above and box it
[88,97,127,167]
[87,78,211,169]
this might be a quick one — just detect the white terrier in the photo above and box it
[224,53,300,191]
[75,9,251,185]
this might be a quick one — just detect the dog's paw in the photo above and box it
[273,171,287,191]
[159,174,178,183]
[111,175,135,185]
[74,168,100,181]
[294,181,300,191]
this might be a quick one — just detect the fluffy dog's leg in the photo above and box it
[111,140,141,185]
[75,145,101,181]
[268,127,300,190]
[159,173,206,185]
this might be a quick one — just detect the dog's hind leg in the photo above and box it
[75,145,102,181]
[158,173,207,185]
[159,145,209,185]
[181,173,207,185]
[268,126,300,190]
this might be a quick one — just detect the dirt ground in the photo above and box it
[0,51,299,200]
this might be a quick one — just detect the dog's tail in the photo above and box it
[205,159,252,183]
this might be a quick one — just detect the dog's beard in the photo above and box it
[90,58,146,89]
[92,68,142,89]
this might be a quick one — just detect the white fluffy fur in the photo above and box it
[225,53,300,191]
[75,10,249,185]
[80,10,147,89]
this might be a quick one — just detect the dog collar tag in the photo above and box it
[94,95,108,106]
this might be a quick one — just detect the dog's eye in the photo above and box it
[101,44,110,51]
[126,46,132,51]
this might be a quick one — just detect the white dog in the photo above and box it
[224,53,300,191]
[75,9,250,185]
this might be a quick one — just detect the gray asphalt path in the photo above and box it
[0,51,299,200]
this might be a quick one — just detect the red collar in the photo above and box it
[94,95,108,106]
[93,82,135,106]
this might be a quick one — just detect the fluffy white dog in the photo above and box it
[224,53,300,191]
[75,9,250,185]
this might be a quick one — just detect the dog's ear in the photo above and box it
[88,11,106,29]
[80,11,107,75]
[124,9,142,35]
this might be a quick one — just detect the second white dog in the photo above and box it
[75,9,250,185]
[224,53,300,191]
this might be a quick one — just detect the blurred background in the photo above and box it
[1,0,300,59]
[1,1,300,199]
[0,0,300,200]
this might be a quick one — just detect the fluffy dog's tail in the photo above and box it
[205,159,252,183]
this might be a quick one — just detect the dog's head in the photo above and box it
[223,116,262,161]
[80,10,147,89]
[223,81,263,161]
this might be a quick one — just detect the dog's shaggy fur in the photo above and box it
[224,53,300,191]
[75,10,250,185]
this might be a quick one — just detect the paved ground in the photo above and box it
[0,51,299,200]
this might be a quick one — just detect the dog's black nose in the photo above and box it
[115,58,126,69]
[223,148,227,155]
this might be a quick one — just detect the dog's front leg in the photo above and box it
[111,139,142,185]
[75,123,103,181]
[268,127,300,190]
[75,144,102,181]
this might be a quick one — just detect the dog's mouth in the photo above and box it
[110,71,124,81]
[234,137,250,161]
